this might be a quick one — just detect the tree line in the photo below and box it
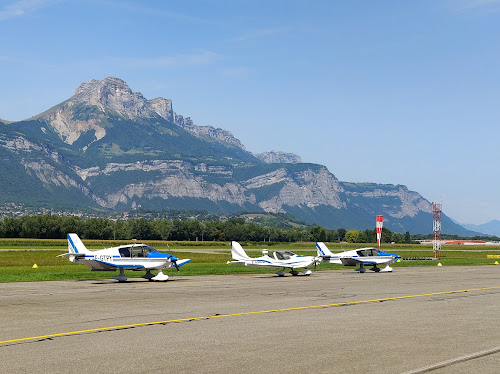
[0,215,414,243]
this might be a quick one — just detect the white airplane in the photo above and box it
[228,241,320,277]
[316,242,401,273]
[59,233,191,282]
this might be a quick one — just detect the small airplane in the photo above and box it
[59,233,191,282]
[228,241,320,277]
[316,242,401,273]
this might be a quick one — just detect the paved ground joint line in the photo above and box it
[402,345,500,373]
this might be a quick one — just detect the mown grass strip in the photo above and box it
[1,244,498,282]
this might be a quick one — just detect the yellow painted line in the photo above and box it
[1,286,499,345]
[143,280,220,285]
[487,254,500,258]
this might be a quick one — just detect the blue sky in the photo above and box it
[1,0,499,225]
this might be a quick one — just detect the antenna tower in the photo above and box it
[432,203,442,259]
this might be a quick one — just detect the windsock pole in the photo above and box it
[376,215,383,249]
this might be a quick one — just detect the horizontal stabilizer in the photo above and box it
[58,252,85,259]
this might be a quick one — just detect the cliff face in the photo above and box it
[0,77,469,234]
[254,151,302,164]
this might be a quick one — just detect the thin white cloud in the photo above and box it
[116,50,222,69]
[228,27,291,42]
[73,50,222,71]
[99,0,215,24]
[0,0,62,21]
[448,0,500,10]
[218,66,250,78]
[464,0,500,6]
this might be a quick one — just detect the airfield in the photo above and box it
[1,266,499,373]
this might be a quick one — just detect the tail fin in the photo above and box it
[316,242,333,257]
[67,233,90,254]
[231,241,251,261]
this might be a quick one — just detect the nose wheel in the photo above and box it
[151,269,169,281]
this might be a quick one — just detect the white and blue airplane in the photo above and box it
[316,242,401,273]
[228,241,320,277]
[59,233,191,282]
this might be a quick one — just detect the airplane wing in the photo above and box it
[232,259,281,269]
[340,257,392,266]
[228,258,312,269]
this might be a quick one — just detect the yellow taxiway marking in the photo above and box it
[1,286,499,345]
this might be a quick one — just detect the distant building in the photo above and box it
[418,239,500,246]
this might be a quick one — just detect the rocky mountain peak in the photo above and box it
[74,76,130,97]
[72,76,156,118]
[149,97,174,122]
[42,77,247,151]
[254,151,302,164]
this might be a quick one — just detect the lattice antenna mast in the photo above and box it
[376,215,383,249]
[432,203,442,259]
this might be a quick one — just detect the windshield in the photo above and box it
[130,245,158,258]
[357,248,378,257]
[274,251,296,260]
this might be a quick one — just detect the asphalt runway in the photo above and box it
[1,266,499,373]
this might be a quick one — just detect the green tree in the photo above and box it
[128,218,153,240]
[345,230,360,243]
[357,230,367,243]
[151,220,172,240]
[392,232,405,244]
[60,216,85,238]
[210,229,225,241]
[381,227,392,243]
[170,220,189,240]
[1,217,22,238]
[405,231,412,244]
[337,228,346,241]
[364,229,376,243]
[308,225,326,242]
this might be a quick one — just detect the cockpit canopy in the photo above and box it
[118,245,158,258]
[355,248,380,257]
[272,251,297,260]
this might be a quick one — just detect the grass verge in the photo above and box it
[1,242,499,282]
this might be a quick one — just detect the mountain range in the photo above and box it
[459,220,500,237]
[0,77,478,235]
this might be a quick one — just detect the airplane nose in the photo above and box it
[170,255,178,262]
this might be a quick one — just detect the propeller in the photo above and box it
[172,256,180,272]
[167,244,180,272]
[313,256,321,270]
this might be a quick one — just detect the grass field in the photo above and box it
[1,240,499,282]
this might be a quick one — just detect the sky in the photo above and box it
[1,0,499,225]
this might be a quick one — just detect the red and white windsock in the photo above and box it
[376,215,383,248]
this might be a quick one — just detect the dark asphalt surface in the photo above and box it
[1,266,499,373]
